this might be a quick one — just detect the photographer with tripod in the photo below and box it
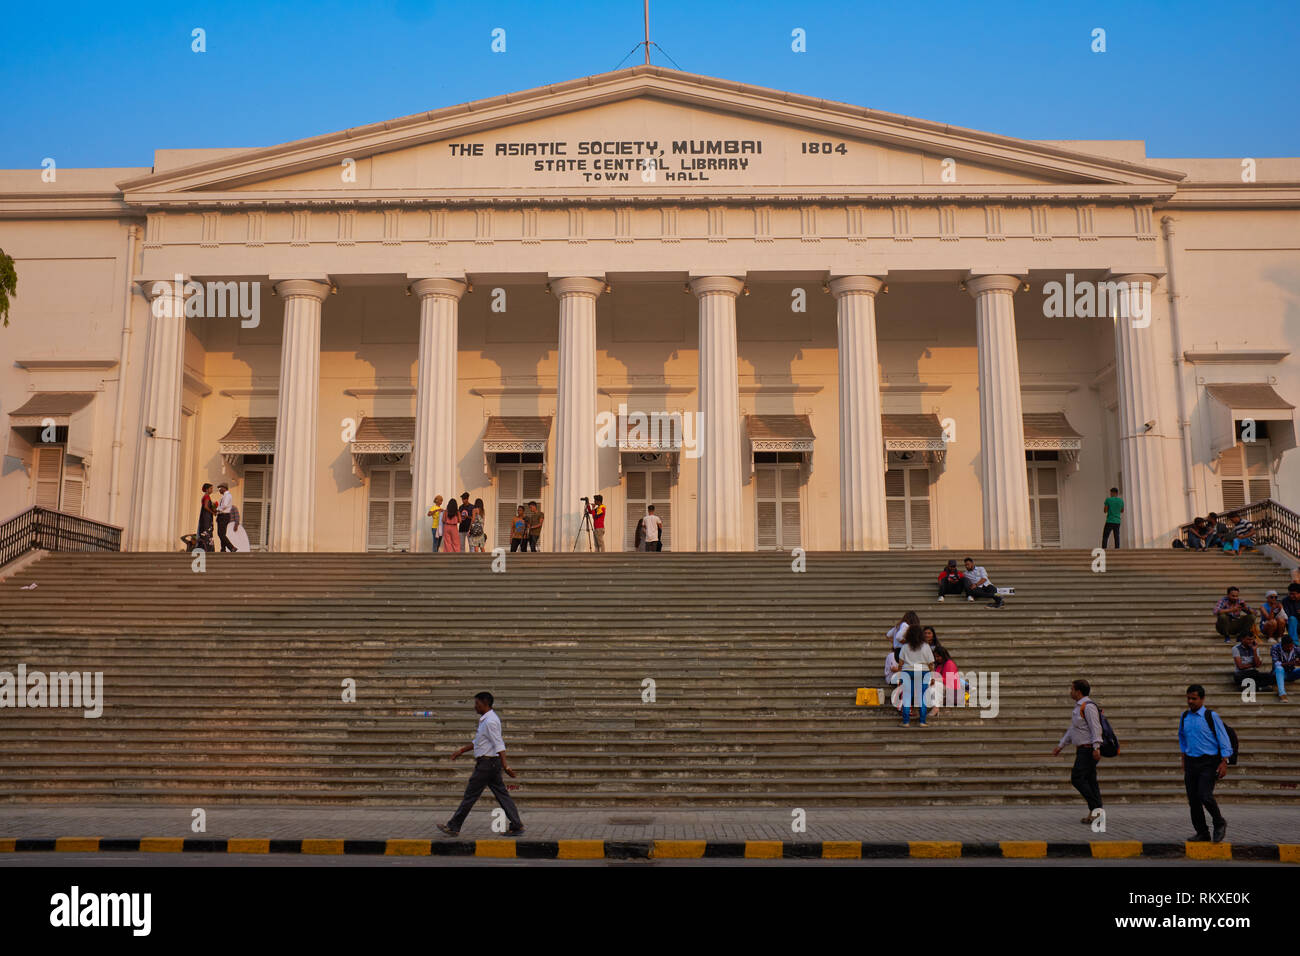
[584,494,606,552]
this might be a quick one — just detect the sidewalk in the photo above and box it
[1,804,1295,844]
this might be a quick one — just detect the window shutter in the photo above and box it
[243,467,270,550]
[756,500,777,549]
[61,459,85,517]
[496,468,520,545]
[33,446,63,510]
[393,469,413,550]
[650,470,671,550]
[1038,496,1062,548]
[780,500,801,549]
[367,469,394,551]
[886,498,907,549]
[522,469,543,500]
[907,467,931,548]
[1219,445,1245,511]
[1244,442,1271,503]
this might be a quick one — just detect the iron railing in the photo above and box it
[1179,498,1300,559]
[0,506,122,567]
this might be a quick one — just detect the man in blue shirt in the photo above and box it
[1178,684,1232,843]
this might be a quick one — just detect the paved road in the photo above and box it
[0,853,1285,867]
[1,803,1294,843]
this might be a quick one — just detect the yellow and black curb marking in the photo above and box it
[1,837,1296,862]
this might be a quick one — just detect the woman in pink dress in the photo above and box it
[440,491,461,552]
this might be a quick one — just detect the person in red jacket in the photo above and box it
[936,559,965,602]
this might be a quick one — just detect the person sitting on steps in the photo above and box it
[961,557,1004,609]
[936,559,966,602]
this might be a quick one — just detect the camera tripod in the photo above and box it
[571,501,595,552]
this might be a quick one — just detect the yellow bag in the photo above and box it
[855,688,880,706]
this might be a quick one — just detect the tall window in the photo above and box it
[624,459,672,550]
[754,452,802,550]
[494,453,544,547]
[886,457,932,549]
[241,457,273,551]
[1219,437,1272,510]
[367,461,413,552]
[1026,450,1062,548]
[31,445,85,516]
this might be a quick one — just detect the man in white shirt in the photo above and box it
[962,556,1003,608]
[438,692,524,836]
[643,504,663,552]
[1051,679,1104,823]
[215,483,236,553]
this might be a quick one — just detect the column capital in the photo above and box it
[828,275,885,298]
[689,275,744,298]
[549,276,606,298]
[1105,271,1159,286]
[409,277,467,300]
[135,275,192,298]
[965,274,1024,297]
[271,277,332,301]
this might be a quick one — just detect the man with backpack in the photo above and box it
[1178,685,1233,843]
[1052,679,1105,823]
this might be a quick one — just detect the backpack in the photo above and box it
[1202,709,1240,766]
[1086,701,1120,758]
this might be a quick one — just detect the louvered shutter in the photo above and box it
[885,468,906,548]
[367,469,392,551]
[1219,446,1245,511]
[1245,442,1272,503]
[907,467,932,547]
[496,468,520,545]
[651,470,671,549]
[625,470,647,549]
[393,468,413,550]
[755,464,778,549]
[33,446,63,510]
[243,467,270,550]
[779,465,801,548]
[61,459,85,517]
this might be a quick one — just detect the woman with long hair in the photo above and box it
[509,506,528,553]
[887,610,921,650]
[441,492,462,552]
[894,626,934,727]
[468,497,487,552]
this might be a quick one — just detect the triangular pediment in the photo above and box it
[119,66,1184,204]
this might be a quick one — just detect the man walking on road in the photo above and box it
[1178,684,1232,843]
[438,692,524,836]
[1052,679,1103,824]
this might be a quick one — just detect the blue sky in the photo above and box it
[1,0,1297,169]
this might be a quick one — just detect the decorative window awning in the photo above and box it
[747,415,815,454]
[1023,412,1083,463]
[617,413,687,476]
[882,413,947,465]
[350,416,415,478]
[483,416,552,474]
[1205,383,1296,459]
[218,417,276,471]
[6,392,97,466]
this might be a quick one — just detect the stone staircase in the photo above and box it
[0,549,1295,806]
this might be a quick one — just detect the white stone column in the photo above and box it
[968,275,1033,549]
[691,276,744,551]
[1111,273,1170,548]
[550,277,604,552]
[830,276,889,550]
[269,278,330,552]
[131,277,188,551]
[410,278,467,552]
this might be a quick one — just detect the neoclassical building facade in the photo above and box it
[2,67,1297,553]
